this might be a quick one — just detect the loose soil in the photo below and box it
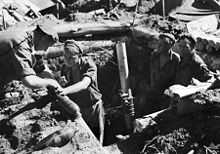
[1,1,220,154]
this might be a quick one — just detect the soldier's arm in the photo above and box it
[33,44,64,59]
[59,57,96,95]
[192,53,214,81]
[22,75,62,89]
[45,44,64,58]
[60,76,91,95]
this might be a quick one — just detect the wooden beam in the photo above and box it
[134,108,172,133]
[55,21,131,39]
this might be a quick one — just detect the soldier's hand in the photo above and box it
[209,77,220,89]
[47,79,63,92]
[119,92,129,103]
[32,50,46,58]
[56,88,68,96]
[59,76,68,87]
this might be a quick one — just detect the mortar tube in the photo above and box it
[124,88,135,133]
[116,41,132,132]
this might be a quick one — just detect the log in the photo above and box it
[131,26,159,39]
[10,16,131,40]
[54,21,131,39]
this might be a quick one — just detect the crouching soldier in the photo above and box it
[0,23,62,93]
[165,34,216,114]
[172,34,214,86]
[58,40,105,144]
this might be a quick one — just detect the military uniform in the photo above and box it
[174,52,213,86]
[0,29,35,86]
[150,49,181,93]
[62,56,104,136]
[134,49,181,115]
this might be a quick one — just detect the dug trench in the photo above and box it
[1,25,220,154]
[0,31,161,153]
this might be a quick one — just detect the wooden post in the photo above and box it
[131,0,140,26]
[56,2,60,19]
[2,10,6,30]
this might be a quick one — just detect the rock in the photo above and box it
[32,118,108,154]
[5,92,20,99]
[33,127,75,151]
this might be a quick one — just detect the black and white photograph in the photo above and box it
[0,0,220,153]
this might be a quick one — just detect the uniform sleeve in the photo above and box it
[81,57,97,84]
[46,44,64,58]
[192,54,212,82]
[12,42,36,79]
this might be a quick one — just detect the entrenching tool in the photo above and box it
[0,87,107,153]
[0,93,54,130]
[1,87,81,123]
[0,91,55,139]
[7,94,53,121]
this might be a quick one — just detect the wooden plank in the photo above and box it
[164,83,212,98]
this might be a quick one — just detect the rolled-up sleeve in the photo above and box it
[192,54,212,81]
[81,57,97,84]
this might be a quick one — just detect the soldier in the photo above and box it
[151,33,214,93]
[164,34,216,115]
[172,34,214,85]
[58,40,105,144]
[150,33,180,93]
[0,23,62,91]
[132,33,180,118]
[135,33,180,114]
